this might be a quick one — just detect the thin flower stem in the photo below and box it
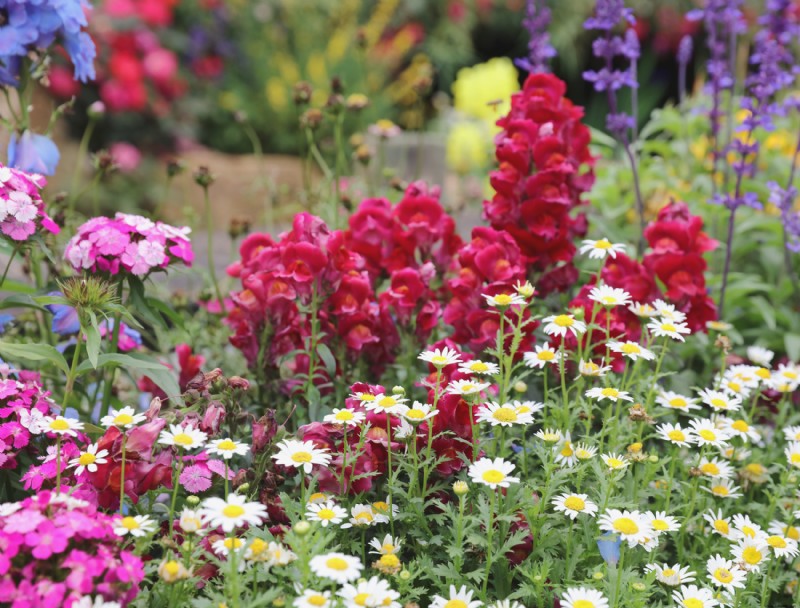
[100,281,124,419]
[202,184,225,314]
[0,246,19,289]
[55,436,62,493]
[482,489,496,599]
[168,458,184,537]
[119,434,127,514]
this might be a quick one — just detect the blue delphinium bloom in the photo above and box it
[0,0,96,84]
[7,131,61,175]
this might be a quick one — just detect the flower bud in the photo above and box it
[346,93,370,111]
[293,521,311,536]
[237,483,250,494]
[293,81,312,105]
[186,495,200,506]
[193,166,215,188]
[453,480,468,495]
[632,583,646,592]
[399,569,411,581]
[592,571,604,581]
[392,386,405,396]
[87,101,106,118]
[300,108,323,130]
[513,381,527,393]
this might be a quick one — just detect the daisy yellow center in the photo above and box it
[784,371,799,380]
[767,535,787,548]
[560,443,574,457]
[492,294,513,306]
[223,505,245,518]
[482,470,505,484]
[661,323,677,332]
[49,419,70,431]
[537,351,555,361]
[218,439,237,451]
[669,398,687,408]
[742,546,763,565]
[378,396,397,409]
[516,405,531,414]
[309,493,326,502]
[325,557,349,570]
[249,539,267,555]
[712,485,729,496]
[380,554,400,567]
[786,526,800,541]
[613,517,639,535]
[355,512,374,522]
[164,561,181,576]
[732,420,749,432]
[317,508,336,520]
[359,394,376,402]
[224,538,243,550]
[564,496,585,511]
[662,568,676,577]
[576,449,593,459]
[668,430,686,442]
[791,453,800,464]
[698,429,716,441]
[470,362,489,372]
[431,355,449,365]
[114,413,134,425]
[713,568,733,583]
[291,451,313,463]
[335,411,355,421]
[554,315,574,327]
[78,453,96,466]
[700,463,720,476]
[460,384,476,392]
[383,543,395,553]
[444,601,468,608]
[601,388,619,398]
[601,296,617,305]
[172,433,194,446]
[727,382,742,393]
[308,595,328,607]
[621,343,640,354]
[372,502,389,513]
[755,368,771,379]
[121,516,139,530]
[682,600,703,608]
[583,362,599,373]
[745,463,765,475]
[406,409,426,419]
[606,458,625,468]
[493,407,518,423]
[714,520,730,534]
[651,519,669,531]
[353,593,370,606]
[573,600,595,608]
[710,398,727,409]
[594,239,612,250]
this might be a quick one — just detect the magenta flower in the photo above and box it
[0,163,59,243]
[25,520,70,559]
[179,464,212,493]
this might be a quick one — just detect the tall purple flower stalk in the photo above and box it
[677,35,693,105]
[515,0,556,73]
[583,0,646,250]
[715,1,796,315]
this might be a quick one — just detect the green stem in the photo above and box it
[482,489,496,599]
[613,544,625,608]
[100,282,124,419]
[0,246,19,288]
[55,436,62,492]
[62,335,84,408]
[168,459,185,537]
[119,434,127,513]
[202,184,225,313]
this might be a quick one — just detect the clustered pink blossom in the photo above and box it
[0,163,60,242]
[64,212,193,276]
[0,373,56,473]
[0,491,144,607]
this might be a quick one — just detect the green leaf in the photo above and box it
[786,334,800,362]
[0,294,48,312]
[749,296,776,330]
[0,342,69,375]
[316,343,337,377]
[85,312,101,369]
[76,353,180,398]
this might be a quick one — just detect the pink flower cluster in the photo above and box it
[0,491,145,607]
[0,373,55,473]
[0,163,59,242]
[64,213,193,276]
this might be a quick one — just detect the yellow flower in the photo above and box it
[446,121,489,174]
[452,57,519,125]
[265,78,288,111]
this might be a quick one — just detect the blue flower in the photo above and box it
[0,313,14,334]
[8,131,60,175]
[45,292,80,335]
[596,534,621,565]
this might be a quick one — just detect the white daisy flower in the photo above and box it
[775,363,800,384]
[100,406,146,429]
[323,408,366,427]
[560,587,609,608]
[446,379,491,396]
[702,478,742,500]
[768,520,800,542]
[585,387,633,402]
[401,401,438,424]
[697,388,742,413]
[370,498,399,520]
[574,442,598,461]
[601,453,629,471]
[206,438,250,460]
[731,537,770,572]
[551,492,598,520]
[656,391,701,413]
[158,424,207,450]
[577,360,611,377]
[212,537,246,557]
[580,238,626,260]
[765,534,800,560]
[628,301,658,318]
[488,601,525,608]
[41,415,84,437]
[535,428,563,443]
[339,577,400,608]
[309,552,363,584]
[652,300,687,322]
[598,509,653,547]
[656,423,694,447]
[306,500,347,527]
[671,585,718,608]
[785,442,800,468]
[704,509,733,538]
[608,340,655,361]
[265,541,296,566]
[476,402,534,427]
[645,511,681,534]
[272,439,332,473]
[369,534,401,555]
[782,425,800,442]
[199,495,268,533]
[647,318,691,341]
[644,563,695,586]
[458,359,499,376]
[363,394,408,415]
[554,434,578,468]
[523,344,562,369]
[731,515,766,542]
[511,400,544,416]
[588,285,632,308]
[419,347,461,368]
[340,504,388,529]
[721,417,760,442]
[179,509,203,534]
[393,417,415,439]
[746,346,774,367]
[113,514,156,538]
[68,442,109,476]
[688,419,732,448]
[542,314,587,338]
[294,590,332,608]
[482,292,526,308]
[468,457,520,489]
[514,280,536,298]
[706,554,747,589]
[430,585,482,608]
[697,457,735,480]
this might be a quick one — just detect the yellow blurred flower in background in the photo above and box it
[452,57,519,126]
[446,121,489,175]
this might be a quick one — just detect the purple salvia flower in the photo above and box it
[515,0,556,73]
[677,35,693,104]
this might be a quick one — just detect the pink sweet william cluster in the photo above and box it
[0,491,145,607]
[64,213,193,276]
[0,373,55,473]
[0,163,59,242]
